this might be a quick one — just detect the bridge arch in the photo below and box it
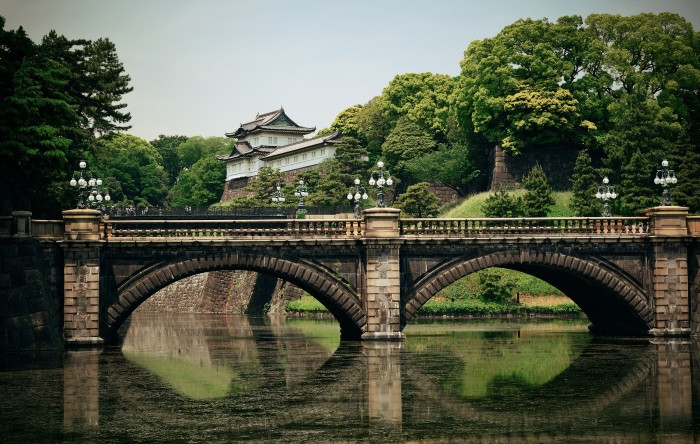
[402,250,654,335]
[102,251,366,343]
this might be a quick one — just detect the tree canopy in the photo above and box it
[0,16,133,216]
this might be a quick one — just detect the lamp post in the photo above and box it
[654,159,678,206]
[271,183,286,217]
[294,178,308,216]
[368,161,393,208]
[69,160,110,209]
[346,178,368,218]
[595,176,616,217]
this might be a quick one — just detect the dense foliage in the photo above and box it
[2,12,698,217]
[0,17,132,216]
[327,12,700,215]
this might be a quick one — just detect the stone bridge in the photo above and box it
[7,205,700,345]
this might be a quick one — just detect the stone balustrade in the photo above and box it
[400,217,649,237]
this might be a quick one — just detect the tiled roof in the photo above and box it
[263,131,342,160]
[216,141,276,161]
[225,107,315,138]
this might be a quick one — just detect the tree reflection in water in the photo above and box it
[0,314,696,443]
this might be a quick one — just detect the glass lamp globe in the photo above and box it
[596,192,602,199]
[88,194,95,201]
[70,178,77,187]
[354,178,360,185]
[662,160,669,167]
[347,193,353,200]
[96,194,103,202]
[671,176,678,184]
[79,160,86,169]
[603,177,609,184]
[105,194,111,201]
[386,178,393,186]
[362,193,368,200]
[611,192,617,199]
[354,192,361,200]
[654,176,661,184]
[369,178,376,186]
[377,161,384,168]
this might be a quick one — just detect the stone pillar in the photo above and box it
[361,208,404,341]
[11,211,32,237]
[646,206,691,336]
[646,206,689,236]
[363,342,402,427]
[63,349,101,430]
[62,209,104,346]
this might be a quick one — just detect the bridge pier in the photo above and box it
[61,210,104,346]
[361,208,404,341]
[646,206,692,337]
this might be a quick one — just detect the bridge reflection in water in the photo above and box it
[55,314,698,442]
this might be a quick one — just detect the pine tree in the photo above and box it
[482,189,524,218]
[394,182,441,217]
[521,165,555,217]
[570,151,600,216]
[620,150,658,215]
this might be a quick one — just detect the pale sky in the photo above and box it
[2,0,699,141]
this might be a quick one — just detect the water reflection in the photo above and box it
[0,314,697,442]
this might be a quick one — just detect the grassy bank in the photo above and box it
[441,190,574,218]
[284,293,582,317]
[285,268,583,317]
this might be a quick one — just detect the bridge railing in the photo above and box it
[399,217,649,237]
[31,220,65,240]
[103,218,365,239]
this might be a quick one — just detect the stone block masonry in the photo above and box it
[0,237,62,350]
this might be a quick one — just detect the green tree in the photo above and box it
[521,165,555,217]
[482,189,524,218]
[403,143,481,197]
[0,22,79,215]
[381,115,436,176]
[455,16,589,155]
[619,150,657,215]
[394,182,441,218]
[168,155,225,207]
[478,269,515,304]
[230,166,285,207]
[151,135,188,187]
[94,134,167,206]
[380,72,455,137]
[303,160,348,207]
[177,136,230,169]
[0,17,134,216]
[570,151,600,216]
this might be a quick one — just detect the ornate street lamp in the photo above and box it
[595,176,616,217]
[368,161,393,208]
[69,160,110,209]
[271,183,286,217]
[294,178,309,216]
[346,178,368,218]
[653,159,678,206]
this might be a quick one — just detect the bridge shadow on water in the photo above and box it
[1,314,697,442]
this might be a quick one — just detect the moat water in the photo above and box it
[1,313,698,443]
